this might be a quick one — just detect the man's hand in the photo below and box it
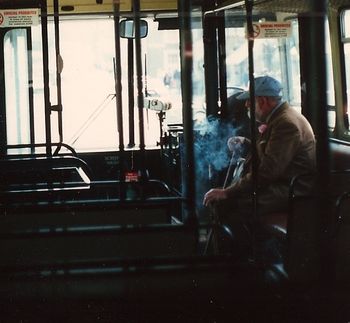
[203,188,228,206]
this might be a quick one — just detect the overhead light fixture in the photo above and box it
[61,5,74,11]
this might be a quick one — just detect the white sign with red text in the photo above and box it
[246,21,292,39]
[0,9,39,28]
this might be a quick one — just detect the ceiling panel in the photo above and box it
[45,0,177,14]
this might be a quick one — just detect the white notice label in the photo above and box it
[0,9,40,28]
[246,21,292,39]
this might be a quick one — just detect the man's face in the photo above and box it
[245,96,267,122]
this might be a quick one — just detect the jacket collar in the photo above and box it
[266,101,288,124]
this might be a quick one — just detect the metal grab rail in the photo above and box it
[0,178,178,201]
[0,253,241,278]
[0,155,93,184]
[0,222,192,239]
[4,142,78,157]
[0,155,88,168]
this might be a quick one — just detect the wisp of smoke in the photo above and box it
[193,116,239,220]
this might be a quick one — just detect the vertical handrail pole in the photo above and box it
[127,39,135,148]
[53,0,63,143]
[202,5,219,117]
[26,29,35,152]
[308,0,331,318]
[178,0,197,226]
[40,1,52,156]
[218,11,228,118]
[133,0,147,180]
[245,0,258,220]
[113,1,126,190]
[309,1,330,244]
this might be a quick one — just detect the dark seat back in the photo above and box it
[286,170,350,282]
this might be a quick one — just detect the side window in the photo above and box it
[4,25,53,149]
[2,16,194,153]
[224,14,300,107]
[341,10,350,132]
[325,18,335,130]
[58,18,116,151]
[56,17,184,151]
[283,19,300,107]
[4,29,31,146]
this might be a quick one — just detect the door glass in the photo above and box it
[4,29,30,146]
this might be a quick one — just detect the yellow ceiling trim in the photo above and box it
[45,0,177,14]
[140,0,177,10]
[46,0,129,13]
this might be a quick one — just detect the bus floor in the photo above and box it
[0,275,302,323]
[0,279,344,322]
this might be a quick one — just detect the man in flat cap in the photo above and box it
[203,76,316,248]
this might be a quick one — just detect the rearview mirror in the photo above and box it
[119,19,148,39]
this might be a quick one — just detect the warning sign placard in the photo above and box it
[246,21,292,39]
[0,9,40,28]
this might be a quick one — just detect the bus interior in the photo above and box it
[0,0,349,321]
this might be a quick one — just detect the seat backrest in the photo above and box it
[0,223,197,268]
[333,193,350,283]
[286,170,350,282]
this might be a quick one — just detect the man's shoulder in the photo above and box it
[274,103,306,122]
[271,104,314,136]
[269,103,293,123]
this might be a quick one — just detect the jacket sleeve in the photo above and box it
[225,118,300,196]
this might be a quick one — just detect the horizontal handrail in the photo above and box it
[0,179,179,204]
[0,253,243,279]
[0,222,193,239]
[0,155,90,170]
[4,142,77,157]
[0,156,94,187]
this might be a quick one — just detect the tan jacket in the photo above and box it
[226,102,316,211]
